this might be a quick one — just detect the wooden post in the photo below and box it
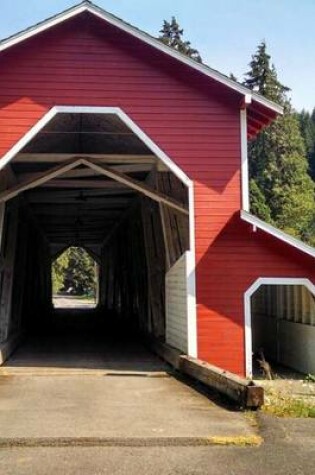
[0,201,19,342]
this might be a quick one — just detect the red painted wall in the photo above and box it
[0,14,313,375]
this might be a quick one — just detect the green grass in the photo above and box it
[262,389,315,418]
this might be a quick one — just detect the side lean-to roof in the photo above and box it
[0,0,282,137]
[241,211,315,260]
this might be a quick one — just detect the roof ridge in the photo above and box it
[0,2,283,115]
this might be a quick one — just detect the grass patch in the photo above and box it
[262,389,315,418]
[210,435,263,446]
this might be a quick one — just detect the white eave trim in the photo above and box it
[0,1,283,116]
[241,210,315,259]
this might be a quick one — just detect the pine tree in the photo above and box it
[244,41,315,244]
[158,17,202,63]
[245,41,289,104]
[52,247,96,296]
[298,108,315,179]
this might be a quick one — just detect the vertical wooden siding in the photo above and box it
[0,16,313,375]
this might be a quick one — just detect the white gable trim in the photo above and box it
[241,210,315,259]
[0,105,191,186]
[244,277,315,377]
[0,1,282,116]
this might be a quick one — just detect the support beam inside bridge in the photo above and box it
[0,111,190,367]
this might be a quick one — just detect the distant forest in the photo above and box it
[159,19,315,247]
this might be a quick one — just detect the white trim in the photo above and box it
[241,210,315,259]
[187,182,197,357]
[244,277,315,377]
[0,108,57,171]
[240,109,250,212]
[0,103,198,357]
[0,106,191,187]
[0,2,283,116]
[186,249,197,357]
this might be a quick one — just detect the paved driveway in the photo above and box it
[0,333,256,443]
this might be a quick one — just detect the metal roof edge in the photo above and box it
[240,210,315,259]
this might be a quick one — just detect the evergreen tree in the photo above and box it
[229,73,238,82]
[244,41,315,244]
[52,247,96,296]
[249,179,272,223]
[298,108,315,179]
[245,41,289,103]
[159,17,202,63]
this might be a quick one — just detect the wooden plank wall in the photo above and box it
[0,198,52,342]
[252,284,315,326]
[158,172,189,268]
[100,196,166,338]
[14,213,52,332]
[100,200,149,332]
[0,200,19,342]
[99,172,189,339]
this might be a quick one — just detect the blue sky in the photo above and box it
[1,0,314,111]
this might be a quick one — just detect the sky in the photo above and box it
[0,0,314,111]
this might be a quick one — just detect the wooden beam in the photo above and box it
[27,190,134,203]
[13,153,157,164]
[42,179,128,189]
[0,159,85,203]
[18,168,99,181]
[102,198,139,246]
[34,208,125,217]
[40,131,135,136]
[150,339,264,408]
[82,159,189,216]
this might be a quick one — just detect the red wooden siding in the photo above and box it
[0,14,313,375]
[197,216,315,374]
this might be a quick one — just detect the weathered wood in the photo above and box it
[140,196,166,338]
[81,159,189,215]
[149,338,182,370]
[179,356,264,408]
[150,340,264,408]
[0,202,19,342]
[13,153,157,164]
[158,172,189,266]
[159,203,171,270]
[42,180,128,189]
[0,159,86,203]
[18,163,153,181]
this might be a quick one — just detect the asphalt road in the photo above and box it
[0,328,314,474]
[0,414,314,475]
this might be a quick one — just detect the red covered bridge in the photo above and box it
[0,1,314,378]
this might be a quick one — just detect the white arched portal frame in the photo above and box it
[0,105,198,357]
[244,277,315,377]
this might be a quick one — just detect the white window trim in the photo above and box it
[244,277,315,377]
[0,104,198,358]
